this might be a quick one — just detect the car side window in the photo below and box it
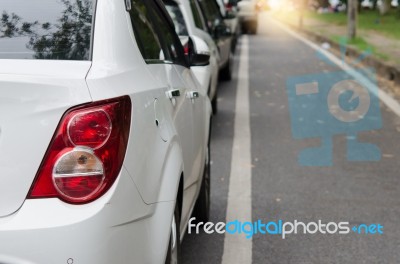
[164,1,188,36]
[197,0,223,34]
[129,0,187,66]
[148,1,187,66]
[189,0,207,31]
[129,0,168,63]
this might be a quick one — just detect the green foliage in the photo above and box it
[331,35,390,60]
[0,12,38,37]
[332,35,370,50]
[307,10,400,39]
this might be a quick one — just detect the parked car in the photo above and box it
[197,0,235,80]
[237,0,260,34]
[216,0,240,50]
[361,0,375,8]
[164,0,220,113]
[224,0,241,12]
[361,0,398,8]
[0,0,212,263]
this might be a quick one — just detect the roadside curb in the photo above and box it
[282,22,400,85]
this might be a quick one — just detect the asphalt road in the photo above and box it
[182,13,400,264]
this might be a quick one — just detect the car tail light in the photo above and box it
[27,96,132,204]
[68,110,112,149]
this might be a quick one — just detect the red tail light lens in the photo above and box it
[68,110,112,149]
[28,96,132,204]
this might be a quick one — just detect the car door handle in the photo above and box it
[187,91,199,103]
[166,89,181,99]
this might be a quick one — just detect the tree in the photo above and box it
[397,4,400,19]
[0,12,38,38]
[379,0,391,15]
[299,0,306,29]
[347,0,357,39]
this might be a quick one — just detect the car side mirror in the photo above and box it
[214,24,232,39]
[186,36,210,67]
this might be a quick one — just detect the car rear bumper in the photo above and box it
[0,168,174,264]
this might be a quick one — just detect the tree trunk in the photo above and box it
[299,0,305,29]
[347,0,357,39]
[379,0,391,15]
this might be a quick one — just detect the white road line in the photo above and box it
[221,36,252,264]
[270,16,400,117]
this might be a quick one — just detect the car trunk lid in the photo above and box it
[0,60,92,217]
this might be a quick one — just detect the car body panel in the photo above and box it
[0,0,211,263]
[0,168,174,264]
[196,0,233,69]
[216,0,240,47]
[167,0,220,101]
[237,0,259,22]
[192,29,220,99]
[0,61,92,217]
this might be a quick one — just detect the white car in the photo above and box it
[0,0,212,263]
[196,0,235,81]
[0,255,35,264]
[361,0,375,8]
[237,0,259,34]
[216,0,240,50]
[164,0,220,113]
[360,0,398,8]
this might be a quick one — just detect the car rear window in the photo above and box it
[0,0,95,60]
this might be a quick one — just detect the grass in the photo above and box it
[330,35,390,60]
[306,10,400,40]
[273,8,399,64]
[331,35,371,50]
